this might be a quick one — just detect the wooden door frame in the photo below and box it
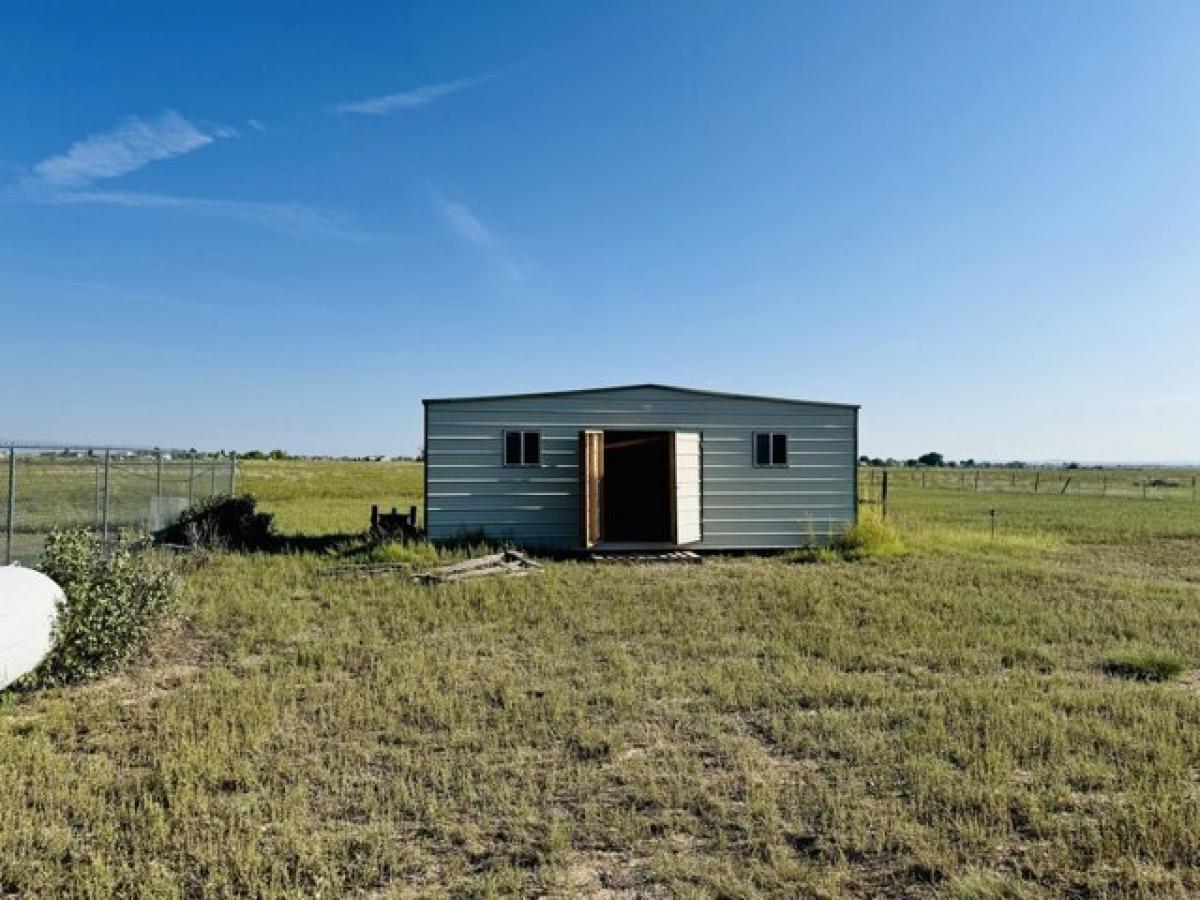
[579,430,604,548]
[583,429,701,549]
[667,432,678,544]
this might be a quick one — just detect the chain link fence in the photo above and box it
[2,444,236,565]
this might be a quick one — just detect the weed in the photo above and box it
[834,509,906,559]
[364,539,440,566]
[782,546,841,564]
[1103,650,1184,682]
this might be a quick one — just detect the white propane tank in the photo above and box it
[0,565,62,689]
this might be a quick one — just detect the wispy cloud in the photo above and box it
[46,189,369,241]
[434,195,524,282]
[29,110,229,188]
[9,111,366,240]
[331,74,495,116]
[438,198,494,245]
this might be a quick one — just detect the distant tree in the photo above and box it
[859,455,870,465]
[917,452,945,468]
[268,449,288,460]
[961,458,976,468]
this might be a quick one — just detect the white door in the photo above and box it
[673,431,702,544]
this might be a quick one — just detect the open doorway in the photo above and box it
[602,431,672,542]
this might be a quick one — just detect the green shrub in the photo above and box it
[158,494,276,551]
[1103,651,1183,682]
[833,510,906,560]
[34,530,179,686]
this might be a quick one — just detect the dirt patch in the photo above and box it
[71,615,220,704]
[546,850,665,899]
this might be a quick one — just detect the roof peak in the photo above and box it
[423,383,859,409]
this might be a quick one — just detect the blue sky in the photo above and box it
[3,2,1198,460]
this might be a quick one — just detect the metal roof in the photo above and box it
[422,383,859,409]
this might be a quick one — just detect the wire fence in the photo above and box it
[1,444,236,565]
[863,467,1200,501]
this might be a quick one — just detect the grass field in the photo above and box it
[3,462,1200,897]
[1,453,234,564]
[239,459,424,535]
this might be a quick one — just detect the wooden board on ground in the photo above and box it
[413,550,542,585]
[590,550,702,565]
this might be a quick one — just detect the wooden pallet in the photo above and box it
[589,550,702,565]
[413,550,542,584]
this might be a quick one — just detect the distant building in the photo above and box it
[422,384,859,551]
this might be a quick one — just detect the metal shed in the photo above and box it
[422,384,859,551]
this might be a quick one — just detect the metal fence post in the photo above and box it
[156,448,163,525]
[230,453,237,495]
[188,450,196,507]
[101,449,111,544]
[5,446,15,565]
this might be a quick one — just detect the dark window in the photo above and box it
[523,431,541,466]
[754,432,788,467]
[772,433,788,466]
[504,430,542,466]
[755,433,772,467]
[505,431,523,466]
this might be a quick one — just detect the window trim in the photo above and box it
[503,429,543,467]
[752,431,789,467]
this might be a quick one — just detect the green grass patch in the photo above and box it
[1103,650,1185,682]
